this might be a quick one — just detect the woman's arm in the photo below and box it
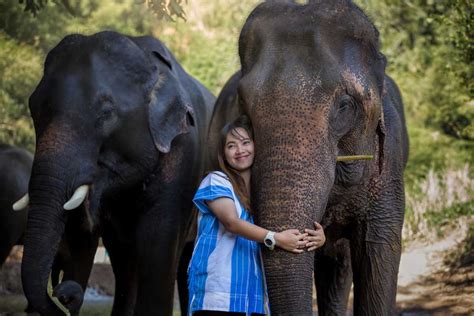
[207,197,307,253]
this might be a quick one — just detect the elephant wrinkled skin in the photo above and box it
[22,31,215,316]
[209,1,409,315]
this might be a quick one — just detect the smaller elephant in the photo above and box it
[1,143,94,315]
[0,143,32,266]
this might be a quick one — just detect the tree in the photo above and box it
[359,0,473,140]
[0,32,41,150]
[18,0,187,20]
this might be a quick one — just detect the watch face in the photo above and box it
[264,238,272,247]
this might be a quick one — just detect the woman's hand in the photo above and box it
[275,229,308,253]
[304,222,326,251]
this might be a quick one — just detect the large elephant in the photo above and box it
[0,143,32,265]
[20,31,215,315]
[209,1,408,315]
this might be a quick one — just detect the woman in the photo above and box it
[188,115,326,315]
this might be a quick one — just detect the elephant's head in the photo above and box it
[210,1,387,314]
[21,31,194,314]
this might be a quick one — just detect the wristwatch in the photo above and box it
[264,231,276,250]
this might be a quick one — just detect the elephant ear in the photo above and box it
[148,51,195,154]
[151,46,173,70]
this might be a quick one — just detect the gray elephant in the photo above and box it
[209,1,408,315]
[1,144,95,315]
[0,143,32,265]
[19,31,215,315]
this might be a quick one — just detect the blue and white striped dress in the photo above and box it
[188,171,269,315]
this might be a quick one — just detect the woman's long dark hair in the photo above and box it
[217,115,253,213]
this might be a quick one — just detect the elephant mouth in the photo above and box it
[334,160,366,187]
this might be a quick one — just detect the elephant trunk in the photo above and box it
[252,122,336,315]
[21,160,78,315]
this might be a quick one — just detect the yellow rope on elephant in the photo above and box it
[336,155,374,161]
[47,271,70,315]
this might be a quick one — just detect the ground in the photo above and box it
[1,223,472,315]
[396,220,473,315]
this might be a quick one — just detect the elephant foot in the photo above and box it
[52,280,84,315]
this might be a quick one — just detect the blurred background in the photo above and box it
[0,0,472,315]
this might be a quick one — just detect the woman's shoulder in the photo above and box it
[200,171,232,188]
[194,171,235,207]
[209,170,229,179]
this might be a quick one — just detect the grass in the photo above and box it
[402,117,473,243]
[403,164,473,240]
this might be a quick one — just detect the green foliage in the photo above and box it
[427,201,473,229]
[358,0,473,140]
[405,124,473,187]
[139,0,187,21]
[437,218,473,269]
[1,0,156,53]
[151,0,256,94]
[0,32,41,151]
[19,0,186,21]
[20,0,48,16]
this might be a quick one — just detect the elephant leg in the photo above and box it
[52,221,99,316]
[0,203,26,266]
[133,207,184,316]
[102,220,138,316]
[315,239,352,316]
[177,240,194,316]
[350,221,402,315]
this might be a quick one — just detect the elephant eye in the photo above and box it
[338,98,353,116]
[95,104,117,133]
[330,95,359,138]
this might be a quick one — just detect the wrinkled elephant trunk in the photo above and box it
[262,248,315,314]
[252,134,336,314]
[21,164,72,315]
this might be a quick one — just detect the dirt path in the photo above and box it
[396,222,473,315]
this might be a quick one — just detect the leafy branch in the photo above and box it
[18,0,187,20]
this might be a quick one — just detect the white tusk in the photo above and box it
[63,185,90,210]
[13,194,29,211]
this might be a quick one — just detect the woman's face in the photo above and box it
[224,127,255,172]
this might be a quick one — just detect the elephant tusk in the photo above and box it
[63,185,90,210]
[12,193,29,211]
[336,155,373,162]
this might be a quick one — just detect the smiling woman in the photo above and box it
[187,115,326,315]
[218,116,255,212]
[224,127,254,173]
